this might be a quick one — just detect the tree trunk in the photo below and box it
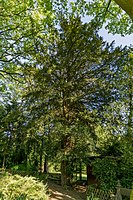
[87,164,93,185]
[127,82,133,137]
[44,155,48,173]
[79,162,82,181]
[39,153,42,172]
[61,160,71,186]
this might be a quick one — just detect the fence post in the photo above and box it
[115,180,122,200]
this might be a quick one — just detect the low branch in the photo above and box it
[114,0,133,19]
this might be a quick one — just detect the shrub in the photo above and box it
[119,142,133,188]
[0,173,49,200]
[92,138,133,191]
[92,157,118,191]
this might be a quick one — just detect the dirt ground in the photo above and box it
[48,181,86,200]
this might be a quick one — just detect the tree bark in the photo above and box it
[44,156,48,173]
[61,160,67,186]
[39,153,42,172]
[79,162,82,181]
[61,160,71,186]
[127,82,133,137]
[114,0,133,19]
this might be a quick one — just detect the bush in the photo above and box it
[92,138,133,191]
[119,142,133,188]
[0,173,49,200]
[92,157,118,191]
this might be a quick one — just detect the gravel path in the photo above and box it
[48,181,86,200]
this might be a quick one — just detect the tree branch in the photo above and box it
[114,0,133,19]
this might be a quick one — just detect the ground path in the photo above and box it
[48,181,86,200]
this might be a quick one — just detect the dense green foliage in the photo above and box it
[92,137,133,190]
[0,172,48,200]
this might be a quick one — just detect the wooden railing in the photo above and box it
[47,173,61,184]
[87,186,114,200]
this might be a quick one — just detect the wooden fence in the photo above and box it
[87,186,113,200]
[87,181,132,200]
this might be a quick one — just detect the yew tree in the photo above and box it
[24,15,129,185]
